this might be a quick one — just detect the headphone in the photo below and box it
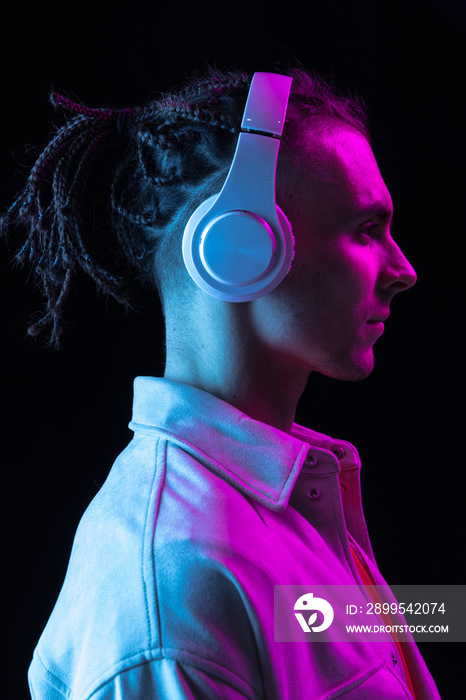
[182,72,295,302]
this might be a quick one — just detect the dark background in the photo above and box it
[2,0,464,697]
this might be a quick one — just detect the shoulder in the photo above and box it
[32,432,264,698]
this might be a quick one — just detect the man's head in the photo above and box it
[150,68,416,381]
[2,65,416,363]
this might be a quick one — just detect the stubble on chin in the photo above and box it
[316,350,375,383]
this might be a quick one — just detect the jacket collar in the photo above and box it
[129,376,361,512]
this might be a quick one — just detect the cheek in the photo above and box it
[317,245,378,300]
[255,242,379,342]
[293,244,368,293]
[292,249,378,335]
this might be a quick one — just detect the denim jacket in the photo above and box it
[28,377,440,699]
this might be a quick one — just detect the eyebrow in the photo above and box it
[356,204,394,224]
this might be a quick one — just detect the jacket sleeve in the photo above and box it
[91,657,261,700]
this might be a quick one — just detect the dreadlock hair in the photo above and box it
[1,65,370,347]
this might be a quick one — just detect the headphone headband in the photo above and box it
[242,72,291,136]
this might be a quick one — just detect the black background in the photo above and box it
[2,1,464,697]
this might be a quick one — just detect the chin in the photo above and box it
[317,352,375,382]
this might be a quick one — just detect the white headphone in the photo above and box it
[182,72,295,302]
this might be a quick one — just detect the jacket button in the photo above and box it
[306,454,317,466]
[307,488,321,499]
[391,652,397,666]
[332,446,345,460]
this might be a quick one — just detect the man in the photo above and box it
[8,67,439,698]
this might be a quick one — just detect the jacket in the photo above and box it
[28,376,441,699]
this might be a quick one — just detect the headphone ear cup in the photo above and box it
[182,195,294,302]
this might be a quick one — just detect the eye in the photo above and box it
[357,222,377,242]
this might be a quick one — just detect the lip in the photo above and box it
[366,320,385,336]
[367,314,389,323]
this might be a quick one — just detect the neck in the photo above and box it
[163,298,309,434]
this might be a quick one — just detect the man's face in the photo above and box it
[254,124,417,381]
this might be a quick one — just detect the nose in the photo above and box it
[380,239,417,296]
